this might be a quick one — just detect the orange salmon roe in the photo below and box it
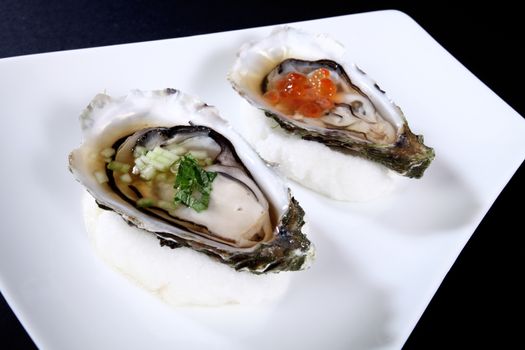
[263,68,337,118]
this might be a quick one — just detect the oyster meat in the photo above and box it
[69,89,313,273]
[229,27,434,178]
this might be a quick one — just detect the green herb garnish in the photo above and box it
[173,154,217,212]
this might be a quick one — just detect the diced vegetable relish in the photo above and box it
[100,143,217,213]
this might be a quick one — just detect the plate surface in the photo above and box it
[1,10,524,350]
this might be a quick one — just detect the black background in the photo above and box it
[1,1,523,349]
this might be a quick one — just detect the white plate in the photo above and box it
[1,10,524,350]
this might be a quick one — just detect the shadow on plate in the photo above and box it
[179,223,394,350]
[298,157,482,235]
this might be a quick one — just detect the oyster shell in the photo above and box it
[69,89,313,273]
[229,27,434,178]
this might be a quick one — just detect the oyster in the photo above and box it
[69,89,313,273]
[229,27,434,178]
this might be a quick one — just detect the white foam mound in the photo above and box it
[233,101,397,201]
[82,193,291,306]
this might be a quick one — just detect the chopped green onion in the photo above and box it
[94,171,108,184]
[154,146,179,160]
[133,146,147,158]
[120,173,132,183]
[136,198,155,208]
[140,165,156,180]
[145,146,179,171]
[145,157,166,171]
[100,148,115,158]
[107,161,130,173]
[134,156,148,171]
[134,146,179,179]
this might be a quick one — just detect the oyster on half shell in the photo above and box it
[69,89,313,273]
[229,27,435,178]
